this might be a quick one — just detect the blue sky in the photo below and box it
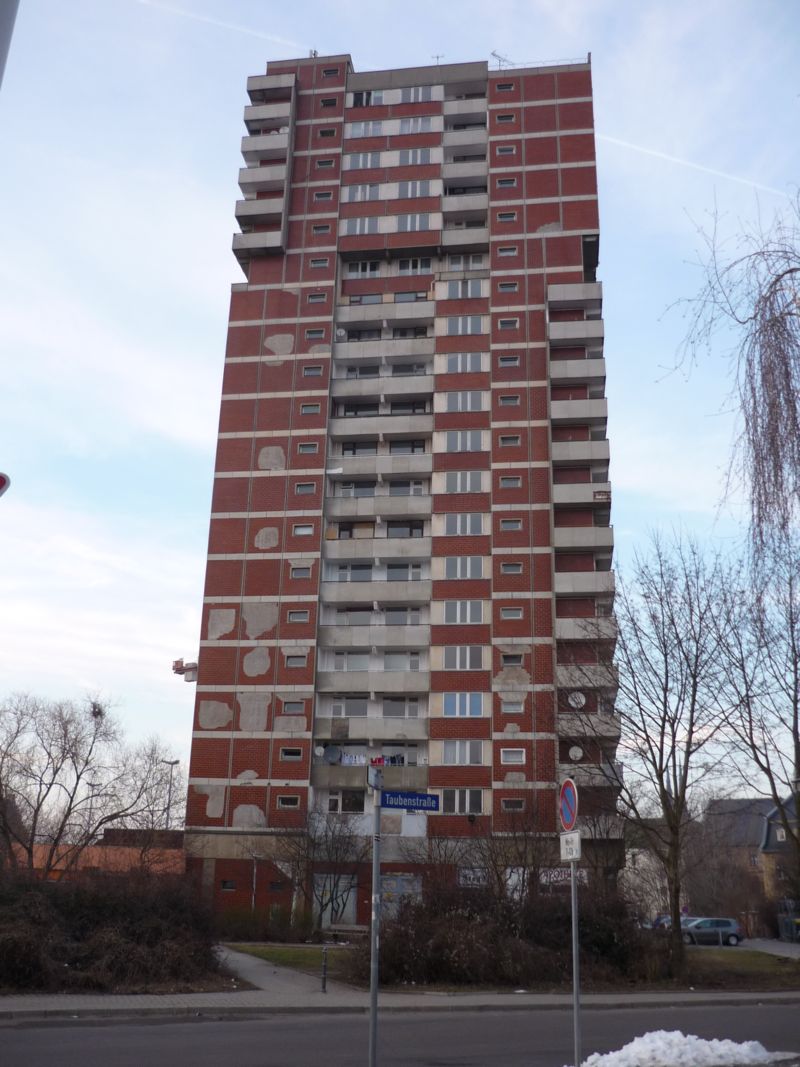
[0,0,797,762]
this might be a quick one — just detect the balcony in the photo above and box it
[553,481,611,506]
[246,72,296,104]
[555,617,617,641]
[554,571,616,597]
[552,440,610,465]
[442,161,488,183]
[316,671,430,694]
[328,414,433,438]
[334,338,434,362]
[331,375,434,400]
[336,300,434,326]
[238,163,287,195]
[442,227,489,251]
[548,319,605,347]
[311,764,367,790]
[234,197,285,226]
[321,579,432,604]
[318,624,430,648]
[550,398,608,423]
[443,128,488,150]
[560,761,623,788]
[241,132,290,164]
[554,526,614,551]
[313,717,429,742]
[323,537,432,561]
[335,454,433,478]
[556,663,618,691]
[442,193,489,214]
[233,231,283,264]
[243,102,292,134]
[558,709,621,739]
[443,98,487,119]
[325,496,431,520]
[550,357,606,383]
[548,282,603,313]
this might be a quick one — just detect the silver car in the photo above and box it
[681,917,744,946]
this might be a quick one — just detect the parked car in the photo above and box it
[681,918,744,946]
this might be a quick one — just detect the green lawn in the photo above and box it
[227,943,355,982]
[685,948,800,990]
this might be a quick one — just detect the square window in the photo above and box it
[277,795,300,809]
[312,224,330,235]
[501,698,524,713]
[295,483,315,495]
[220,879,236,890]
[501,798,525,812]
[499,476,521,489]
[498,319,518,330]
[499,394,520,405]
[321,98,336,108]
[323,68,339,77]
[498,282,518,293]
[285,654,308,668]
[316,158,334,169]
[303,365,323,377]
[497,246,517,257]
[319,128,336,138]
[290,565,311,579]
[499,434,520,446]
[501,748,525,764]
[497,145,516,156]
[502,653,523,667]
[498,354,520,366]
[497,212,517,223]
[305,328,325,340]
[283,699,305,714]
[307,292,327,304]
[501,562,523,575]
[297,441,318,454]
[500,606,523,619]
[500,518,522,531]
[497,178,517,188]
[497,113,516,124]
[310,258,329,268]
[301,403,320,415]
[314,191,333,202]
[287,610,309,623]
[497,82,515,92]
[292,523,314,536]
[280,747,303,760]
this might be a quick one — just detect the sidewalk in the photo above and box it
[0,947,799,1024]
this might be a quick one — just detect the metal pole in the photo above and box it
[161,759,179,830]
[368,770,383,1067]
[571,859,581,1067]
[321,945,328,993]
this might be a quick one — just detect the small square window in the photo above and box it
[316,158,334,169]
[497,82,514,92]
[321,98,336,108]
[497,145,516,156]
[502,653,523,667]
[301,403,320,415]
[319,128,336,138]
[322,68,340,77]
[290,565,312,579]
[501,562,523,575]
[497,246,517,257]
[312,224,330,235]
[497,212,517,223]
[497,113,516,124]
[293,523,314,535]
[308,292,327,304]
[499,394,520,405]
[498,319,518,330]
[501,749,525,765]
[280,746,303,760]
[283,699,305,714]
[287,610,309,623]
[277,795,300,809]
[498,354,520,366]
[501,606,523,619]
[500,518,522,531]
[498,282,518,293]
[499,434,520,446]
[285,654,308,668]
[303,365,323,376]
[305,328,325,340]
[220,879,236,891]
[295,482,315,495]
[314,191,333,202]
[310,258,329,268]
[297,441,318,454]
[501,698,524,713]
[499,476,521,488]
[497,179,517,190]
[501,798,525,811]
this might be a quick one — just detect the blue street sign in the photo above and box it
[560,778,579,832]
[381,790,439,812]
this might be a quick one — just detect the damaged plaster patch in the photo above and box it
[504,722,520,735]
[242,602,278,638]
[536,221,562,233]
[207,608,236,640]
[232,804,267,829]
[309,343,331,354]
[504,772,525,784]
[263,332,293,356]
[274,715,303,732]
[195,784,225,819]
[493,666,532,688]
[257,446,286,471]
[238,692,269,732]
[254,526,279,550]
[236,769,259,781]
[198,700,233,729]
[242,646,270,677]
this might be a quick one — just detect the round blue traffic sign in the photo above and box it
[559,778,578,832]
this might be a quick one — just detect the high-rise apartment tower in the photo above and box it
[186,54,619,921]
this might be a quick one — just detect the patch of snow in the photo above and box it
[568,1030,791,1067]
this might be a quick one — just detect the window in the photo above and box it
[500,518,522,531]
[283,699,305,715]
[497,212,517,223]
[501,697,524,714]
[323,67,340,77]
[330,695,368,718]
[290,565,311,579]
[444,513,482,535]
[301,401,320,415]
[384,650,420,671]
[399,256,432,274]
[501,606,526,623]
[447,316,482,335]
[334,651,370,671]
[387,562,422,581]
[498,282,518,293]
[280,747,303,761]
[220,879,236,890]
[295,482,315,495]
[777,828,787,842]
[443,740,483,765]
[399,115,432,134]
[446,352,482,373]
[328,789,365,814]
[497,177,517,188]
[346,183,380,202]
[338,480,376,498]
[400,85,432,103]
[497,113,516,124]
[316,158,334,169]
[347,151,381,169]
[499,434,520,446]
[348,259,380,275]
[399,148,431,165]
[501,653,523,667]
[501,748,525,765]
[501,562,523,575]
[309,257,329,268]
[398,179,431,198]
[445,430,483,452]
[287,610,309,623]
[319,128,336,138]
[448,253,484,269]
[498,354,520,366]
[499,477,522,489]
[285,653,308,668]
[390,399,427,415]
[443,646,483,670]
[297,441,318,454]
[307,291,327,304]
[497,245,517,257]
[444,601,483,624]
[311,224,330,238]
[497,82,514,92]
[445,556,483,579]
[305,328,325,340]
[313,190,333,202]
[395,290,426,303]
[391,363,427,377]
[392,325,428,338]
[444,693,483,718]
[343,440,378,456]
[384,606,421,625]
[352,89,383,106]
[446,391,483,412]
[501,798,525,812]
[397,213,430,233]
[277,795,300,809]
[303,363,323,375]
[447,279,482,299]
[383,696,419,718]
[498,318,518,330]
[389,439,425,454]
[442,788,482,814]
[344,216,379,235]
[345,363,379,377]
[386,519,424,538]
[292,524,314,536]
[349,120,383,137]
[445,470,482,493]
[336,563,373,583]
[499,393,520,406]
[496,145,516,156]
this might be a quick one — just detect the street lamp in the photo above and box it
[161,759,180,830]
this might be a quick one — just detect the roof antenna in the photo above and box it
[432,54,444,65]
[491,51,510,69]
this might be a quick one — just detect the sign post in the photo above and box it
[559,778,581,1067]
[367,765,383,1067]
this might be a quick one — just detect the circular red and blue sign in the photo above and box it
[559,778,579,832]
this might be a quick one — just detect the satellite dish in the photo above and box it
[567,692,586,709]
[568,746,584,761]
[314,746,325,757]
[323,746,341,764]
[336,328,346,339]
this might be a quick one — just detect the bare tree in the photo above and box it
[578,535,732,968]
[0,693,182,876]
[680,195,800,549]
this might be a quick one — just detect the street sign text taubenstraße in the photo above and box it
[381,790,440,812]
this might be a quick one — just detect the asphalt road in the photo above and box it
[2,1004,799,1067]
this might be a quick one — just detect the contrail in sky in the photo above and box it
[597,134,789,199]
[134,0,305,49]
